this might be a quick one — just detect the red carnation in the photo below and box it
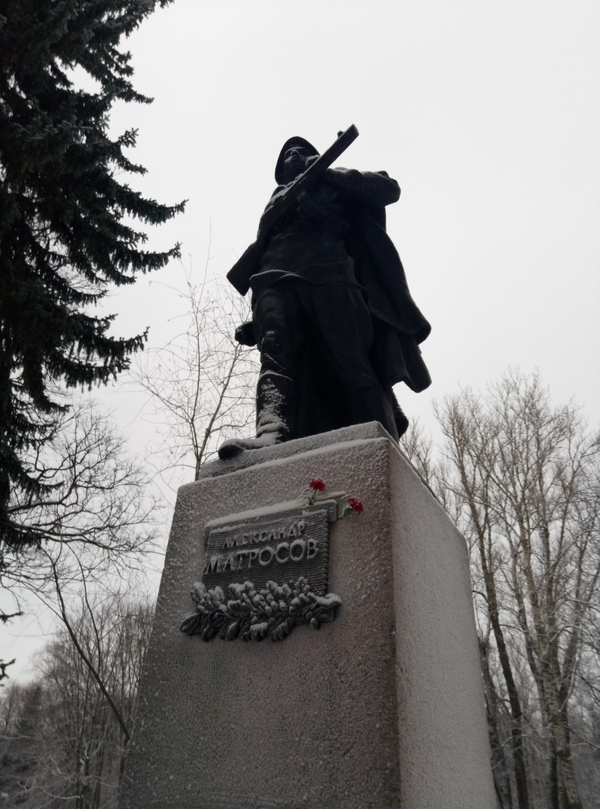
[347,497,364,514]
[309,478,326,492]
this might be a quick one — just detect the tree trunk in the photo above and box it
[480,638,514,809]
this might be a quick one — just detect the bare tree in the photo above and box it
[0,596,154,809]
[0,394,161,726]
[430,370,600,809]
[2,397,159,597]
[135,262,258,491]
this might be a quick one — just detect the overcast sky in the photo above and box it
[107,0,600,430]
[3,0,600,678]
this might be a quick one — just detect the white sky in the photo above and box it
[111,0,600,428]
[3,0,600,679]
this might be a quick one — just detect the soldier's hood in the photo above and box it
[274,137,319,184]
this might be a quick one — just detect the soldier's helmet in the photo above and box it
[274,137,319,184]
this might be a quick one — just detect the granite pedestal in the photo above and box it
[120,423,496,809]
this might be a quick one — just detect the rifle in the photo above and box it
[258,124,359,235]
[227,125,359,296]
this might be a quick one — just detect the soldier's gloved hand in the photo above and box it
[234,321,257,347]
[323,167,354,188]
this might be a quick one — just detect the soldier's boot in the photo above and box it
[218,372,296,460]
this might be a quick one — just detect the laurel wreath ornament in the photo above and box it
[180,577,342,642]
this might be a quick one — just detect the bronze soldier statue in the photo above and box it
[219,126,431,460]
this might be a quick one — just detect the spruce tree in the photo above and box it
[0,1,184,550]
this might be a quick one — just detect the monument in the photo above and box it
[218,125,431,459]
[120,129,497,809]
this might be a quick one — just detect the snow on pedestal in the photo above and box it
[120,423,496,809]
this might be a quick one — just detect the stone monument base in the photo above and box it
[121,423,496,809]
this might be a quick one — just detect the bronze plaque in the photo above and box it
[181,500,341,642]
[202,501,336,595]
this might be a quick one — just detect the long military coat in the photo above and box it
[228,167,431,397]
